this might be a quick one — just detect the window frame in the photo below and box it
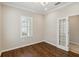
[20,16,33,39]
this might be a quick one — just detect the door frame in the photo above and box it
[57,17,69,51]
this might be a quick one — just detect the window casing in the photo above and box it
[21,16,32,39]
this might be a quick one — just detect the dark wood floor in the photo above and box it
[1,42,79,57]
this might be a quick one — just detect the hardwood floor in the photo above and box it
[1,42,79,57]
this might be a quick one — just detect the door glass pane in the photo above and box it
[59,19,66,46]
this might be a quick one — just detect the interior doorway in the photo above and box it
[57,15,79,54]
[69,15,79,54]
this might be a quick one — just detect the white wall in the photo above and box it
[44,3,79,46]
[2,5,44,51]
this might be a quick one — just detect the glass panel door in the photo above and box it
[57,17,69,51]
[59,19,66,46]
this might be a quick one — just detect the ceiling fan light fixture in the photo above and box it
[40,2,48,6]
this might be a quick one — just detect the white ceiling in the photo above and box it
[2,2,72,14]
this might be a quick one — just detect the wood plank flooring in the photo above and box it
[1,42,79,57]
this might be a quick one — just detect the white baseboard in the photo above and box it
[44,40,57,47]
[70,41,79,46]
[0,40,57,56]
[1,41,43,53]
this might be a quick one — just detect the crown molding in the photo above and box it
[2,2,45,15]
[1,2,73,15]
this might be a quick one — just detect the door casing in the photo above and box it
[57,17,69,51]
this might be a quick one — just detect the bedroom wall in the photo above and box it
[2,5,44,51]
[44,3,79,46]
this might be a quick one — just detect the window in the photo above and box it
[21,16,32,39]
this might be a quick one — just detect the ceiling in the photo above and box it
[2,2,72,14]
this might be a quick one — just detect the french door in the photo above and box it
[57,17,69,51]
